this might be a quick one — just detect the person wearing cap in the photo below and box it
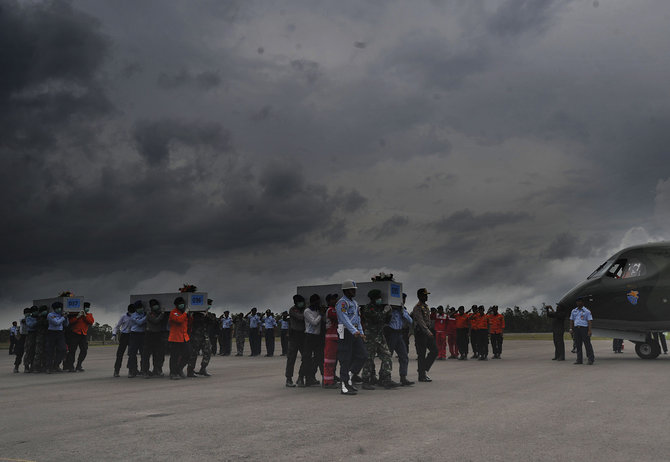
[9,321,17,355]
[361,289,398,389]
[387,293,414,386]
[206,300,220,355]
[246,307,261,357]
[45,302,69,373]
[264,309,278,357]
[22,306,39,372]
[279,311,290,356]
[142,299,166,377]
[32,306,49,373]
[127,300,147,377]
[187,303,214,377]
[412,288,438,382]
[473,306,489,360]
[569,297,595,365]
[336,280,368,395]
[112,304,135,377]
[285,295,307,387]
[488,306,505,359]
[220,311,233,356]
[169,297,191,379]
[234,313,248,356]
[401,293,411,353]
[64,302,95,372]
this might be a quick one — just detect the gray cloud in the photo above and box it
[432,209,532,233]
[157,69,222,90]
[487,0,571,37]
[365,215,410,240]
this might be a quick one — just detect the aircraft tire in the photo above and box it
[634,341,661,360]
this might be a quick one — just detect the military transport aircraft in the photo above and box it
[557,242,670,359]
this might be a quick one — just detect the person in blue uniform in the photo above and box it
[112,304,135,377]
[337,280,368,395]
[45,302,69,373]
[127,300,147,377]
[246,308,261,356]
[569,297,595,365]
[220,311,233,356]
[279,312,289,356]
[264,309,277,357]
[388,298,414,386]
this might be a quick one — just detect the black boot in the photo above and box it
[400,376,414,386]
[296,376,305,387]
[198,367,211,377]
[286,378,296,387]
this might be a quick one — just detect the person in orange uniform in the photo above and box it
[454,306,470,360]
[446,307,458,359]
[169,297,191,380]
[434,306,448,360]
[468,305,479,358]
[472,306,489,361]
[488,305,505,359]
[64,302,94,372]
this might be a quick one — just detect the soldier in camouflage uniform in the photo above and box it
[32,307,49,373]
[187,306,213,377]
[360,290,399,390]
[234,313,248,356]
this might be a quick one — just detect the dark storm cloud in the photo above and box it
[336,189,368,213]
[432,209,532,233]
[364,215,410,240]
[157,69,222,90]
[542,232,614,260]
[0,0,111,150]
[290,59,321,84]
[133,118,231,165]
[487,0,571,37]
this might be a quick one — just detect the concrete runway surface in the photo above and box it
[2,339,670,462]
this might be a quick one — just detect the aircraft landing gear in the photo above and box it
[634,341,661,360]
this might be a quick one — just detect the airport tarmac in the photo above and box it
[2,339,670,462]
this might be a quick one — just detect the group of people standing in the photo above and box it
[10,302,94,374]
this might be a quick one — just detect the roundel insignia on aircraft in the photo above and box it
[627,290,639,305]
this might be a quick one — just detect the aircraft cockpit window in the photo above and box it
[606,260,626,279]
[622,260,647,279]
[587,260,613,280]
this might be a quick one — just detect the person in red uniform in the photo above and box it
[64,302,94,372]
[169,297,191,380]
[455,306,470,360]
[488,305,505,359]
[434,306,448,360]
[322,293,340,389]
[446,307,458,359]
[474,306,489,360]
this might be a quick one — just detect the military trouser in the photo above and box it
[457,328,469,357]
[169,341,191,376]
[188,333,211,371]
[338,330,368,385]
[221,328,231,355]
[280,329,288,355]
[114,333,130,373]
[552,327,565,359]
[285,330,306,379]
[127,332,145,374]
[210,332,218,355]
[235,333,245,355]
[362,329,392,383]
[141,331,165,373]
[265,328,275,356]
[23,332,37,370]
[45,330,67,371]
[302,333,323,380]
[490,333,503,356]
[388,329,409,378]
[14,336,26,367]
[414,329,437,379]
[34,332,46,371]
[64,333,88,370]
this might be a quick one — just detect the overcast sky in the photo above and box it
[2,0,670,327]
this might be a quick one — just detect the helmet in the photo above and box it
[341,280,357,290]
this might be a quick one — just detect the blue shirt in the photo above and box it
[248,314,260,329]
[280,320,289,330]
[26,316,38,332]
[113,313,132,335]
[570,307,593,327]
[389,307,413,330]
[221,317,233,329]
[47,312,69,331]
[336,296,364,336]
[130,312,147,333]
[264,316,277,329]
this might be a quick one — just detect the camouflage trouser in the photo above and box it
[188,333,211,370]
[362,329,392,383]
[236,334,245,355]
[33,333,46,371]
